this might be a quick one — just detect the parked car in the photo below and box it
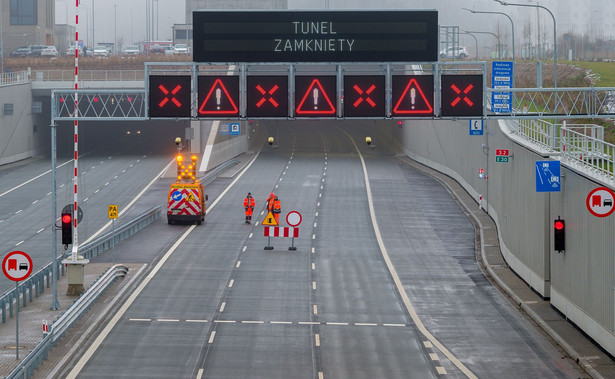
[439,46,469,59]
[84,47,94,57]
[149,44,166,54]
[10,47,31,57]
[29,45,46,57]
[93,46,109,57]
[41,46,59,57]
[163,45,175,56]
[173,44,190,55]
[121,45,140,56]
[66,46,83,57]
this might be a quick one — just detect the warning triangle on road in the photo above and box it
[199,78,239,115]
[262,211,278,226]
[296,79,336,115]
[393,78,433,114]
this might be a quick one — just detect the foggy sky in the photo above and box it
[56,0,614,53]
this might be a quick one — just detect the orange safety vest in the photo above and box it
[244,196,255,216]
[266,194,276,212]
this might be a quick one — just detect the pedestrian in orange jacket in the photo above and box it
[244,192,255,223]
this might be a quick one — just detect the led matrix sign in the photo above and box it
[193,10,438,63]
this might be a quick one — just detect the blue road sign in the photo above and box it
[491,61,513,113]
[469,119,483,135]
[535,161,561,192]
[230,122,240,135]
[171,190,183,201]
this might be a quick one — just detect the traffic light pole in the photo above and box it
[50,121,60,310]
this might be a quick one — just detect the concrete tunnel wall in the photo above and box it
[402,118,615,356]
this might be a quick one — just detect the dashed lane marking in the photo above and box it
[242,321,264,324]
[423,341,433,349]
[214,320,235,324]
[219,302,226,312]
[384,323,406,327]
[32,200,38,204]
[319,372,324,379]
[187,320,208,323]
[129,318,151,322]
[299,322,320,325]
[236,261,241,268]
[437,367,447,375]
[429,353,439,361]
[270,321,292,325]
[15,210,22,214]
[313,305,318,315]
[327,322,348,326]
[312,281,316,290]
[15,241,24,246]
[315,334,321,347]
[312,248,315,254]
[312,263,315,269]
[229,280,234,288]
[312,234,316,240]
[37,228,44,234]
[313,222,317,228]
[249,233,253,239]
[355,323,377,326]
[197,368,204,379]
[242,246,247,252]
[208,331,216,344]
[315,211,319,217]
[157,319,180,322]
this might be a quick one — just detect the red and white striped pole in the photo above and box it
[71,0,80,262]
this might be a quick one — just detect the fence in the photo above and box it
[0,70,29,86]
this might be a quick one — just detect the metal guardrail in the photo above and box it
[0,71,29,86]
[5,265,129,379]
[0,205,161,323]
[32,70,144,82]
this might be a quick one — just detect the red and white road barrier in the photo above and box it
[264,226,299,251]
[43,319,49,336]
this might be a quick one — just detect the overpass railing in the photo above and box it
[0,70,29,86]
[32,70,144,82]
[561,124,615,182]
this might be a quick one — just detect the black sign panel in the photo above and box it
[392,75,434,117]
[247,76,289,118]
[197,76,240,117]
[343,76,385,117]
[441,75,483,117]
[193,10,438,63]
[295,76,337,117]
[149,76,191,118]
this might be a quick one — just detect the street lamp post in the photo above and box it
[494,0,557,88]
[463,8,515,60]
[463,30,502,59]
[463,32,479,60]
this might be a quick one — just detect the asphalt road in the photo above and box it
[60,121,583,378]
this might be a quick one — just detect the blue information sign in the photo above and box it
[535,161,561,192]
[469,119,483,135]
[491,61,513,113]
[230,123,240,135]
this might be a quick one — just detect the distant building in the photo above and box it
[174,0,288,51]
[1,0,56,56]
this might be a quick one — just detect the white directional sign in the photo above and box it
[3,251,33,282]
[586,187,615,217]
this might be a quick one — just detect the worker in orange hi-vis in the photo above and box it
[266,192,275,213]
[243,192,255,224]
[272,195,281,224]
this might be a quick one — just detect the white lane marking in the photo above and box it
[275,184,278,189]
[208,331,216,344]
[315,334,320,347]
[260,211,265,216]
[270,321,292,325]
[15,210,22,214]
[317,202,320,207]
[322,178,325,182]
[236,261,241,268]
[355,323,377,326]
[32,200,38,204]
[242,246,247,252]
[229,280,234,288]
[0,158,73,198]
[95,189,100,194]
[298,322,320,325]
[114,175,118,179]
[282,171,286,175]
[430,353,439,361]
[60,183,65,188]
[0,220,3,223]
[129,318,151,322]
[319,372,324,379]
[312,263,315,270]
[46,192,51,196]
[312,234,316,240]
[197,369,204,379]
[187,320,208,323]
[67,151,264,378]
[242,321,264,324]
[436,367,447,375]
[36,228,44,234]
[315,211,319,217]
[313,305,318,315]
[279,178,283,182]
[99,161,104,164]
[343,130,478,379]
[249,233,253,239]
[319,193,322,198]
[423,341,433,348]
[255,221,259,226]
[313,222,317,228]
[311,248,315,254]
[157,319,179,322]
[326,322,348,326]
[104,182,109,186]
[214,320,236,323]
[91,166,95,169]
[15,241,24,246]
[130,164,134,168]
[122,170,126,173]
[384,323,406,327]
[83,198,89,202]
[312,282,316,290]
[320,185,323,190]
[323,172,326,176]
[136,159,141,163]
[219,302,226,312]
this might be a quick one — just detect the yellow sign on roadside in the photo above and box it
[262,211,278,225]
[108,205,118,219]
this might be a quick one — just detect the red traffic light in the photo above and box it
[62,214,72,224]
[554,220,564,230]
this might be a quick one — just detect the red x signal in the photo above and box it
[256,84,280,108]
[353,84,377,108]
[450,84,474,107]
[158,84,182,108]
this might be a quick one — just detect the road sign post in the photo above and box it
[286,211,302,251]
[3,251,33,360]
[108,205,118,264]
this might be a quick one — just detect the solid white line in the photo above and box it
[270,321,292,324]
[67,148,265,378]
[219,302,226,312]
[186,320,208,323]
[343,130,478,379]
[36,228,44,234]
[229,280,234,288]
[315,334,320,347]
[197,368,204,379]
[0,158,73,198]
[208,331,216,344]
[128,318,151,322]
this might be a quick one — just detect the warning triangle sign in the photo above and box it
[262,211,278,226]
[296,79,336,115]
[393,78,433,115]
[199,78,239,115]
